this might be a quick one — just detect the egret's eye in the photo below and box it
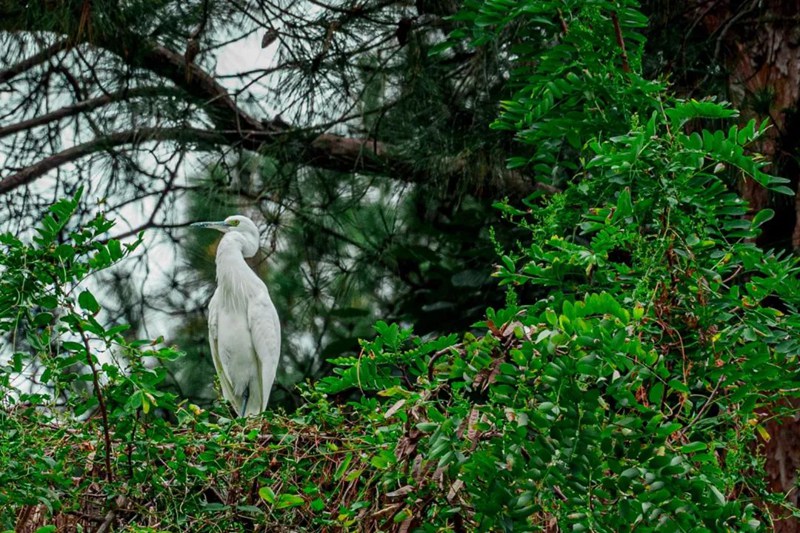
[228,219,240,227]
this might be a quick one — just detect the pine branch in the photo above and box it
[0,127,225,194]
[0,5,539,200]
[127,43,266,134]
[0,87,175,140]
[0,127,397,195]
[0,39,71,85]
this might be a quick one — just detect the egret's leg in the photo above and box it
[241,385,250,417]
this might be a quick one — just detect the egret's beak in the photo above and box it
[190,220,229,232]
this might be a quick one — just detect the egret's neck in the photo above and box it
[215,234,267,310]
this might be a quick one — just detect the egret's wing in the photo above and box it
[247,290,281,411]
[209,292,240,414]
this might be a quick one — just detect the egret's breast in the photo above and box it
[215,308,256,396]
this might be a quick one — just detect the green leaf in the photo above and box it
[334,453,353,481]
[107,239,123,260]
[61,341,85,352]
[275,494,305,509]
[614,188,633,220]
[258,487,275,504]
[39,295,58,309]
[667,379,689,394]
[344,469,363,482]
[681,442,707,454]
[770,185,794,196]
[506,156,529,169]
[657,422,682,438]
[236,505,263,514]
[311,498,325,512]
[54,244,75,261]
[33,312,53,327]
[370,453,392,470]
[78,290,100,314]
[751,208,774,229]
[202,503,229,511]
[709,485,726,506]
[648,382,664,405]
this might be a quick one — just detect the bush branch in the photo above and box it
[73,315,113,484]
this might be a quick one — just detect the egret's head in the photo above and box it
[191,215,260,257]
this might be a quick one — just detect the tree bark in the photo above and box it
[686,0,800,248]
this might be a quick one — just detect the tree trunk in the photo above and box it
[690,0,800,249]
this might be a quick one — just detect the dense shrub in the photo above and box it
[2,0,800,531]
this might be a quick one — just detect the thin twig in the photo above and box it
[97,495,127,533]
[127,408,139,481]
[557,9,568,35]
[427,346,458,381]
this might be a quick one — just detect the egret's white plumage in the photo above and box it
[192,215,281,416]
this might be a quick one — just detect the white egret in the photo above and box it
[191,215,281,417]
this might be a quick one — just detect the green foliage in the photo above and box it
[0,192,184,524]
[308,0,800,529]
[454,0,660,188]
[3,1,800,531]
